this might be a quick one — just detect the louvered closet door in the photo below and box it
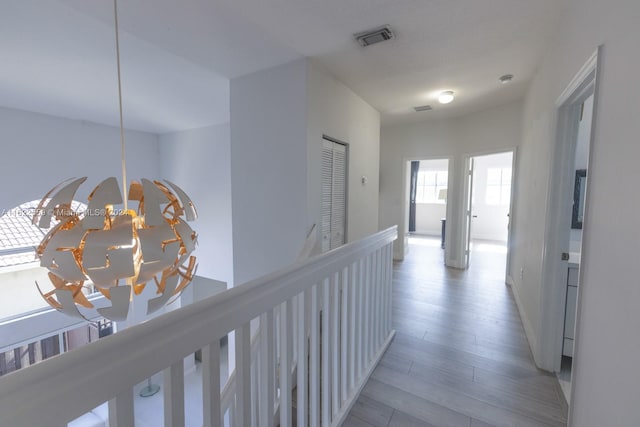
[320,138,347,252]
[330,142,346,249]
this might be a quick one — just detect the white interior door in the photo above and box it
[321,138,347,252]
[463,157,475,268]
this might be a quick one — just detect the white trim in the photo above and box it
[567,46,603,423]
[399,156,453,262]
[538,48,600,373]
[510,277,538,364]
[506,274,514,286]
[460,147,517,273]
[556,50,599,107]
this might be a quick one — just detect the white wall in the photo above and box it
[415,203,446,235]
[231,59,381,285]
[159,123,234,287]
[307,61,381,244]
[230,59,309,285]
[470,152,512,242]
[0,107,161,212]
[509,0,640,424]
[379,101,523,265]
[0,264,50,321]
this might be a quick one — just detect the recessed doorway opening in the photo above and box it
[407,158,450,253]
[462,150,515,279]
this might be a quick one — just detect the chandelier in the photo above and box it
[31,0,197,322]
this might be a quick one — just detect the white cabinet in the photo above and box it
[562,264,579,357]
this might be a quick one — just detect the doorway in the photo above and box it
[538,49,599,406]
[462,151,515,276]
[406,158,449,253]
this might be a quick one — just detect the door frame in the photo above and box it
[399,156,452,260]
[321,135,349,250]
[460,147,517,280]
[538,48,600,373]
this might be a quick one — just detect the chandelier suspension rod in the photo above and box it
[113,0,128,211]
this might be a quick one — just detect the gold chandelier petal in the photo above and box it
[55,289,90,320]
[138,222,179,263]
[163,180,198,221]
[84,177,123,230]
[33,177,87,229]
[146,274,178,315]
[40,224,86,282]
[140,179,170,227]
[96,285,131,322]
[35,281,63,310]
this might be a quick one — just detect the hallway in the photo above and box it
[344,236,568,427]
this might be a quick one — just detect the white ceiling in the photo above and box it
[1,0,567,133]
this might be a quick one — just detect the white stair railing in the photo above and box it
[0,226,397,427]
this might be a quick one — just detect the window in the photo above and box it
[486,168,512,205]
[416,170,448,203]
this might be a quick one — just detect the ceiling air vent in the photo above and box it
[354,25,394,47]
[414,105,433,112]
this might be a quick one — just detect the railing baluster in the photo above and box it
[251,352,259,427]
[259,311,275,427]
[381,245,388,338]
[387,243,393,335]
[310,284,320,427]
[108,388,134,427]
[372,250,379,352]
[321,277,331,427]
[356,257,365,380]
[331,271,340,417]
[235,323,251,426]
[364,254,372,364]
[202,341,221,427]
[348,261,357,393]
[340,266,349,403]
[1,228,397,427]
[164,360,185,427]
[297,291,309,427]
[280,299,293,427]
[376,248,383,349]
[369,252,376,361]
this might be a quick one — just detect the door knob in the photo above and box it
[561,252,570,261]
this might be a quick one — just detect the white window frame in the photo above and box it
[415,170,448,204]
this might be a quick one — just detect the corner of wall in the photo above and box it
[509,278,540,367]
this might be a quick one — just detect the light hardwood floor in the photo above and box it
[344,237,568,427]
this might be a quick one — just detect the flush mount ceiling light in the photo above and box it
[31,0,198,322]
[438,91,455,104]
[499,74,514,84]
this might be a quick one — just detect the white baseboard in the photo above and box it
[509,280,539,366]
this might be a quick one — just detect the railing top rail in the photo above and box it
[0,226,397,426]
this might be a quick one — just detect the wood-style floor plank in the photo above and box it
[345,237,567,427]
